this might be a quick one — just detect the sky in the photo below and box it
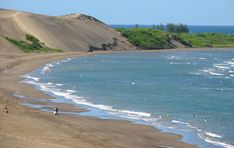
[0,0,234,26]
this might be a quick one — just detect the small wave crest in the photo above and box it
[190,58,234,78]
[205,132,222,138]
[204,138,234,148]
[22,75,40,81]
[41,63,54,74]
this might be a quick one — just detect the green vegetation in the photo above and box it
[4,34,62,53]
[116,28,190,49]
[116,28,234,49]
[165,23,189,33]
[179,33,234,48]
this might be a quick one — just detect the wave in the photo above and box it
[209,71,224,76]
[172,120,189,125]
[21,56,234,148]
[23,73,234,148]
[190,58,234,78]
[214,65,230,70]
[40,58,73,75]
[167,55,206,61]
[171,119,234,148]
[22,75,40,81]
[205,132,222,138]
[23,78,152,120]
[67,89,76,93]
[41,63,54,74]
[204,138,234,148]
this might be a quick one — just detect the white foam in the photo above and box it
[67,89,76,93]
[56,84,63,86]
[41,63,54,74]
[205,132,222,138]
[170,62,180,65]
[172,120,189,125]
[199,58,206,60]
[189,72,201,75]
[214,65,230,70]
[22,75,40,81]
[204,138,234,148]
[26,79,152,121]
[61,58,72,63]
[225,61,234,65]
[118,110,151,117]
[209,72,224,76]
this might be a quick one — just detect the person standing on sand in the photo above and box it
[54,107,58,115]
[3,106,8,113]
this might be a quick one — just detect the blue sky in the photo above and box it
[1,0,234,25]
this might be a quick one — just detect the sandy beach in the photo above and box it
[0,51,197,148]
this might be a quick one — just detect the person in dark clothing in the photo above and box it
[54,107,58,115]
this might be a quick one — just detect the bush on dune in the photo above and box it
[117,28,234,49]
[117,28,173,49]
[4,34,62,53]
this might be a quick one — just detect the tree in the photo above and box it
[166,23,189,33]
[166,23,176,33]
[135,24,139,28]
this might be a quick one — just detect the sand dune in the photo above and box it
[0,9,134,53]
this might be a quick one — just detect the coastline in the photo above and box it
[0,50,198,148]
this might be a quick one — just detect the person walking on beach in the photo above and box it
[3,106,8,113]
[54,107,58,115]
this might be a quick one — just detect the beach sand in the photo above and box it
[0,51,196,148]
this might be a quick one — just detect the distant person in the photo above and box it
[3,106,8,113]
[193,113,195,119]
[54,107,58,115]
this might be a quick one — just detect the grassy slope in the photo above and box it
[4,34,62,53]
[180,33,234,48]
[116,28,174,49]
[117,28,234,49]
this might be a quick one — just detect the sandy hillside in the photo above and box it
[0,9,134,53]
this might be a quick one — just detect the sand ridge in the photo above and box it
[0,9,134,53]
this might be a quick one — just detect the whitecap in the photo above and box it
[41,63,54,74]
[67,89,76,93]
[205,132,222,138]
[204,138,234,148]
[199,58,206,60]
[214,65,230,70]
[172,120,189,125]
[209,72,224,76]
[23,75,40,81]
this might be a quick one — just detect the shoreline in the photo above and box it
[1,48,234,147]
[0,50,199,148]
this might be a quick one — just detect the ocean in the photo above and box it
[22,49,234,148]
[111,25,234,34]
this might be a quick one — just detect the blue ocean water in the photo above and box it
[23,49,234,148]
[111,25,234,34]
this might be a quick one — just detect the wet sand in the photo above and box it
[0,51,196,148]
